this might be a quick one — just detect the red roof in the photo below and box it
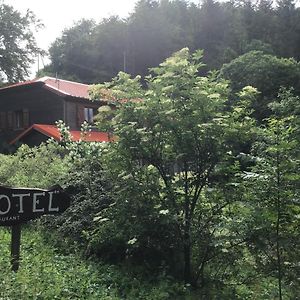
[0,77,141,104]
[40,77,90,98]
[9,124,112,145]
[0,77,90,99]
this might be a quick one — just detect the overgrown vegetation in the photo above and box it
[0,227,188,299]
[0,49,299,298]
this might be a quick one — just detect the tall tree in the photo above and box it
[0,1,42,82]
[46,19,99,83]
[195,0,228,68]
[93,17,128,81]
[45,17,128,83]
[127,0,177,77]
[90,48,257,285]
[242,89,300,299]
[251,0,276,44]
[275,0,300,59]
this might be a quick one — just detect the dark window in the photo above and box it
[0,112,6,130]
[15,110,24,129]
[7,111,13,129]
[23,109,29,128]
[84,107,95,123]
[77,105,85,127]
[77,105,96,126]
[0,109,30,130]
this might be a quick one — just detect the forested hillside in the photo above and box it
[41,0,300,83]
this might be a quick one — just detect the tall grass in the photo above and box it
[0,226,119,299]
[0,226,187,300]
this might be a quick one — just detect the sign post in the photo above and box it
[11,224,21,272]
[0,184,71,271]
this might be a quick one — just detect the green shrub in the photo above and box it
[0,143,69,188]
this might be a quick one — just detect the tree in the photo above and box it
[275,0,300,59]
[93,17,128,81]
[0,1,42,82]
[43,0,300,83]
[45,17,128,83]
[219,50,300,119]
[240,89,300,299]
[250,0,276,44]
[127,0,183,77]
[193,0,229,69]
[46,19,99,83]
[89,48,257,285]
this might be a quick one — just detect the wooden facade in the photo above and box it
[0,78,103,146]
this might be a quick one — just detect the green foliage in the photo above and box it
[0,143,69,188]
[238,89,300,299]
[44,17,128,83]
[244,39,274,55]
[0,1,43,82]
[0,227,187,299]
[0,227,117,299]
[90,71,143,101]
[219,50,300,119]
[44,137,111,248]
[1,42,299,298]
[88,48,258,287]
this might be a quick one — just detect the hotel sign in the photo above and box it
[0,185,71,226]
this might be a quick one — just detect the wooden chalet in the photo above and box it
[0,77,108,146]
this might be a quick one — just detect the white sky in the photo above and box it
[7,0,139,76]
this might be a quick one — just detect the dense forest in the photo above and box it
[40,0,300,83]
[0,0,300,299]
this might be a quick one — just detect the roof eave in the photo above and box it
[9,124,60,145]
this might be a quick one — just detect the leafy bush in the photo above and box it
[0,143,69,188]
[42,139,111,250]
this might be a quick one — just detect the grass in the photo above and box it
[0,226,120,299]
[0,225,188,300]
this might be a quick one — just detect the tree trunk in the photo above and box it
[183,226,191,284]
[183,164,192,284]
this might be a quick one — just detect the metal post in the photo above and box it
[11,225,21,272]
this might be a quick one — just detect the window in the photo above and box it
[15,110,24,129]
[0,109,29,130]
[14,109,29,129]
[84,107,94,123]
[0,112,6,130]
[77,105,96,126]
